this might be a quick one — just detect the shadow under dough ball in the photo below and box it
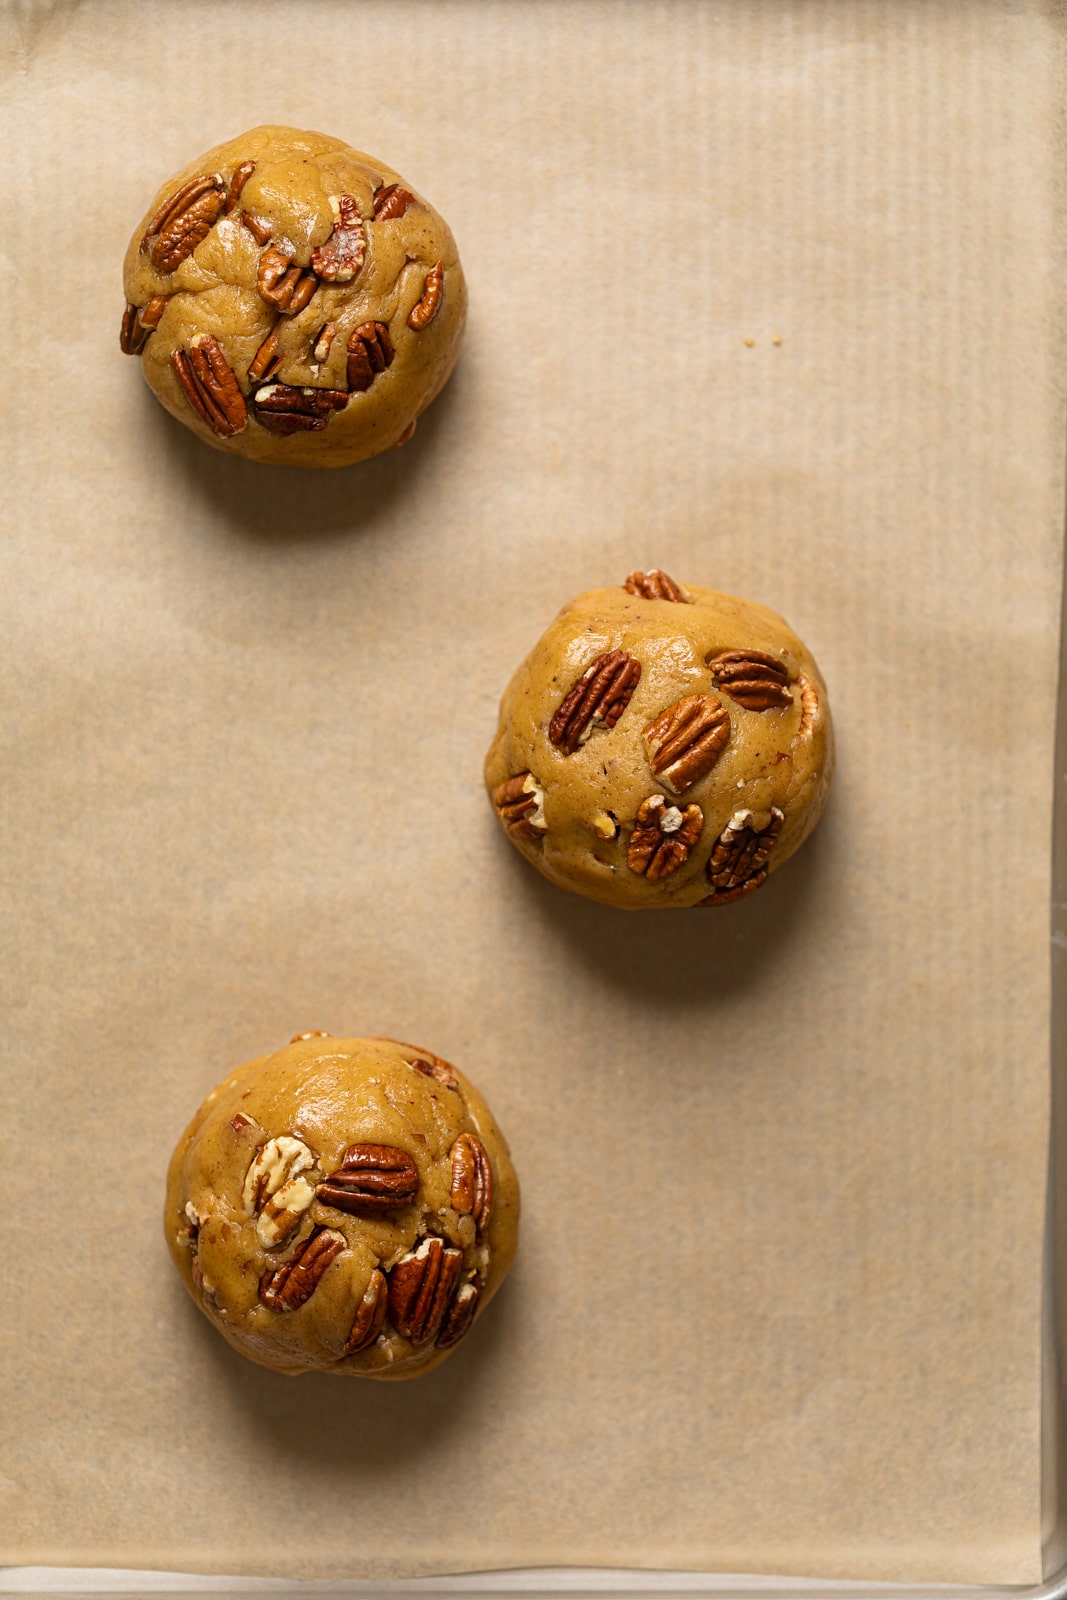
[484,568,834,910]
[165,1034,519,1378]
[121,125,466,466]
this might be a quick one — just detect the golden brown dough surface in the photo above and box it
[121,126,466,466]
[484,570,834,909]
[165,1035,518,1378]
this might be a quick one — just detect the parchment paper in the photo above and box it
[2,0,1064,1585]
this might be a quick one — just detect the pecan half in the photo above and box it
[225,160,256,214]
[257,245,318,315]
[247,328,281,385]
[171,335,247,437]
[344,1269,388,1354]
[492,772,547,842]
[120,294,168,355]
[701,807,785,905]
[623,569,687,602]
[259,1227,346,1311]
[449,1133,493,1240]
[796,675,819,739]
[436,1273,483,1350]
[252,383,349,435]
[387,1237,464,1344]
[142,173,226,273]
[643,694,730,794]
[549,649,641,754]
[408,261,444,330]
[627,794,704,882]
[317,1144,419,1215]
[347,321,395,391]
[373,183,416,220]
[242,1135,319,1248]
[241,212,273,246]
[311,194,367,283]
[707,648,792,711]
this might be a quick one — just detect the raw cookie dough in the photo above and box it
[484,569,834,910]
[121,126,466,466]
[165,1034,518,1379]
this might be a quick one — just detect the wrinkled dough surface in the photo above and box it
[122,125,466,467]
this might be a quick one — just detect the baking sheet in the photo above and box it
[2,0,1065,1586]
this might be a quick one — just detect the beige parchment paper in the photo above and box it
[2,0,1065,1585]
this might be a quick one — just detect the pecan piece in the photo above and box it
[317,1144,419,1215]
[252,383,348,435]
[290,1030,333,1042]
[257,245,318,315]
[347,321,395,392]
[241,211,273,246]
[795,675,819,739]
[311,194,367,283]
[242,1134,319,1248]
[259,1227,346,1311]
[627,794,704,882]
[408,261,444,330]
[549,649,641,754]
[312,322,336,364]
[247,327,281,385]
[623,569,687,602]
[449,1133,493,1240]
[701,806,785,905]
[171,335,247,438]
[225,160,256,214]
[120,294,168,355]
[409,1053,459,1090]
[373,183,416,220]
[142,173,225,273]
[707,648,792,711]
[436,1274,483,1350]
[492,772,547,842]
[643,694,730,794]
[387,1236,463,1344]
[344,1269,388,1355]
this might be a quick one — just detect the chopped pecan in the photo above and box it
[311,194,367,283]
[627,794,704,882]
[643,694,730,793]
[549,649,641,754]
[259,1227,346,1311]
[120,294,167,355]
[171,335,248,438]
[344,1269,388,1354]
[408,261,444,330]
[701,807,785,905]
[230,1112,256,1133]
[387,1236,463,1344]
[373,183,416,220]
[312,322,336,364]
[317,1144,420,1215]
[449,1133,493,1240]
[252,382,348,435]
[623,569,687,602]
[409,1052,459,1090]
[257,245,318,314]
[347,321,395,391]
[492,772,547,842]
[242,1134,319,1248]
[290,1030,333,1042]
[796,675,819,739]
[225,160,256,214]
[707,648,792,711]
[241,212,273,246]
[142,173,225,273]
[436,1273,483,1350]
[247,327,281,385]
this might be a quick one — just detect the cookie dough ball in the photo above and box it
[485,569,833,910]
[165,1034,518,1379]
[121,126,466,466]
